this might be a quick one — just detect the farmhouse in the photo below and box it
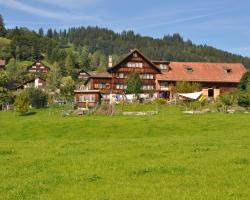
[16,77,46,89]
[75,48,247,108]
[0,59,6,70]
[156,62,246,99]
[27,61,50,74]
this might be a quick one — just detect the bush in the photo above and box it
[26,88,48,109]
[219,92,237,106]
[238,92,250,107]
[154,98,167,105]
[172,81,200,93]
[14,90,30,115]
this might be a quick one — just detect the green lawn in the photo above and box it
[1,106,250,200]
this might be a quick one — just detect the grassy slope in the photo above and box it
[0,105,250,200]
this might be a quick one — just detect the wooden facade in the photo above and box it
[74,90,101,108]
[108,49,161,94]
[27,61,50,74]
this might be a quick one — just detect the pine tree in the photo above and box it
[47,29,53,38]
[38,28,44,36]
[0,14,7,37]
[46,62,62,92]
[64,55,74,76]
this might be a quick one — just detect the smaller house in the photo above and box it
[16,77,46,90]
[0,60,6,70]
[74,90,102,108]
[27,61,50,74]
[78,70,91,81]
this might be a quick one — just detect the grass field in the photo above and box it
[1,105,250,200]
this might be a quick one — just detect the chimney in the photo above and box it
[108,55,113,68]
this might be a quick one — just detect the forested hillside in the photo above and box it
[1,14,250,84]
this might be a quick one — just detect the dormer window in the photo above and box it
[186,66,193,73]
[224,68,232,74]
[160,64,167,70]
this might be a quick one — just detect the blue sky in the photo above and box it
[0,0,250,57]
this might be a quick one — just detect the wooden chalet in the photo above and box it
[74,90,101,108]
[74,48,247,108]
[27,61,50,74]
[16,77,46,90]
[0,60,6,70]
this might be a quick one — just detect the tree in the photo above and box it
[0,14,6,37]
[31,43,41,60]
[239,72,250,91]
[47,29,53,38]
[64,55,74,76]
[60,76,75,102]
[14,90,30,115]
[26,88,48,109]
[38,28,44,37]
[0,71,9,108]
[46,62,62,92]
[125,73,142,98]
[80,47,91,71]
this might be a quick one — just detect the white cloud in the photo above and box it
[34,0,96,9]
[0,0,97,21]
[130,11,225,31]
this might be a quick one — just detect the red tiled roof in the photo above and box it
[0,60,6,66]
[156,62,247,83]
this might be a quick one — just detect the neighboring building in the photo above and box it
[74,90,102,108]
[78,70,91,81]
[156,62,246,99]
[0,60,6,70]
[75,48,247,108]
[27,61,50,74]
[16,77,46,90]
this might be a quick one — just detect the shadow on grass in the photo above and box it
[20,112,37,116]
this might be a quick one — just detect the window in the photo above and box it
[225,68,232,74]
[115,84,127,90]
[94,83,107,89]
[80,95,95,102]
[140,74,154,79]
[186,67,193,73]
[142,85,154,90]
[117,73,125,78]
[127,62,143,68]
[161,81,169,88]
[159,64,167,70]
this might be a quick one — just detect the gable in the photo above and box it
[27,61,51,72]
[108,49,161,73]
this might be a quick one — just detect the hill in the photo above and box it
[1,105,250,199]
[2,26,250,80]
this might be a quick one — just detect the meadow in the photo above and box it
[0,105,250,200]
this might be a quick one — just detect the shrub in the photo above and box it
[239,72,250,91]
[14,90,30,115]
[219,92,237,106]
[154,98,167,105]
[238,92,250,107]
[26,88,48,109]
[172,81,200,94]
